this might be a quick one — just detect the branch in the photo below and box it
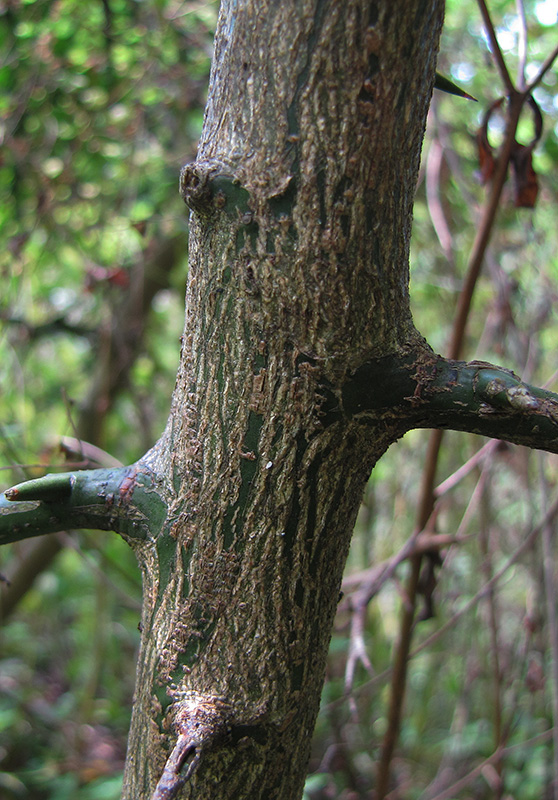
[525,42,558,95]
[151,694,233,800]
[344,351,558,453]
[0,464,166,545]
[516,0,528,90]
[0,312,94,341]
[2,235,182,616]
[476,0,514,94]
[538,454,558,800]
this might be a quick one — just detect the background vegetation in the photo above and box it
[1,1,557,798]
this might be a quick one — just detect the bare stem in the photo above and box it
[516,0,528,90]
[375,5,535,790]
[538,453,558,800]
[476,0,515,93]
[478,473,504,796]
[525,43,558,95]
[375,554,422,798]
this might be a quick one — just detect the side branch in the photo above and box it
[344,352,558,453]
[151,693,234,800]
[0,464,167,545]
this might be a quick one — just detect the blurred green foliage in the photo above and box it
[1,0,558,798]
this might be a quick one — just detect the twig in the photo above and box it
[325,494,558,721]
[447,92,523,362]
[150,693,233,800]
[525,43,558,95]
[425,136,454,263]
[376,422,558,795]
[478,472,504,796]
[452,466,490,542]
[375,554,422,798]
[538,453,558,800]
[151,734,200,800]
[375,3,542,790]
[426,729,553,800]
[343,529,467,697]
[476,0,515,94]
[345,606,374,702]
[434,439,499,497]
[516,0,528,90]
[410,494,558,660]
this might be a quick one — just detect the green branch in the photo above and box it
[345,352,558,453]
[5,352,555,550]
[0,465,167,546]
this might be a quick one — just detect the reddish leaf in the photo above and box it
[476,97,504,185]
[106,267,130,288]
[476,95,543,208]
[476,129,496,184]
[510,96,543,209]
[510,145,539,208]
[132,220,148,236]
[85,265,130,291]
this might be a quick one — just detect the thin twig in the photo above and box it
[426,729,553,800]
[382,493,558,694]
[376,432,558,795]
[410,494,558,660]
[476,0,515,93]
[447,92,523,362]
[376,89,525,800]
[538,453,558,800]
[325,493,558,725]
[425,135,454,264]
[478,473,504,797]
[342,533,469,593]
[516,0,528,90]
[373,0,550,786]
[525,43,558,95]
[151,734,200,800]
[434,439,499,497]
[344,530,468,695]
[345,605,375,700]
[375,555,422,798]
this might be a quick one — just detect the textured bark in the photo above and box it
[4,2,558,798]
[123,1,444,798]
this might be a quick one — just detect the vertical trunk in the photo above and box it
[123,1,444,797]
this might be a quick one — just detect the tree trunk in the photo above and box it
[123,1,444,797]
[4,1,558,798]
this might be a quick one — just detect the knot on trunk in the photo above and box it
[152,692,234,800]
[179,160,250,217]
[174,691,234,744]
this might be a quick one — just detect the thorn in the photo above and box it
[434,72,477,102]
[4,473,75,503]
